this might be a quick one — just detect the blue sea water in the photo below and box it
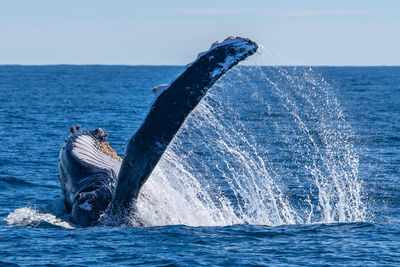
[0,65,399,266]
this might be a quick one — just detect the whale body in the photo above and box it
[58,37,258,227]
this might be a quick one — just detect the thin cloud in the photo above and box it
[176,8,377,17]
[270,9,376,17]
[176,8,248,15]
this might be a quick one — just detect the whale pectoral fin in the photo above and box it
[110,37,258,212]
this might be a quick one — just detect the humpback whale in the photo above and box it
[58,37,258,227]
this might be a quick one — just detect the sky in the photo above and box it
[0,0,399,65]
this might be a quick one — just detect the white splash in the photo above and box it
[133,56,367,227]
[5,207,74,229]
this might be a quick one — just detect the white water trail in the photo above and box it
[133,54,367,227]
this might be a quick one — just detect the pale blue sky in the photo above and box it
[1,0,399,65]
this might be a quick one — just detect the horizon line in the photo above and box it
[1,64,399,67]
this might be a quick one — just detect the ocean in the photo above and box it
[1,65,399,266]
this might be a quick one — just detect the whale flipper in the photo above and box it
[58,37,258,226]
[110,37,258,212]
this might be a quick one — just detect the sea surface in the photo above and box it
[0,65,399,266]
